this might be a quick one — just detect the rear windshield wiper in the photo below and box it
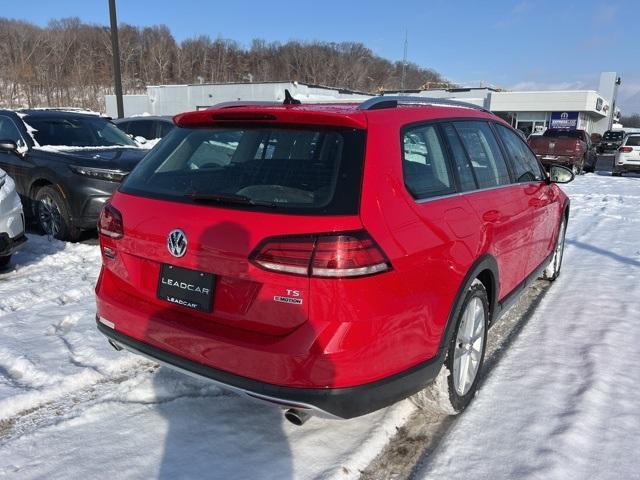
[185,192,277,208]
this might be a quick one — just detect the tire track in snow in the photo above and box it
[361,280,552,480]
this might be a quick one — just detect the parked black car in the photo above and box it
[0,109,149,240]
[113,116,174,141]
[597,130,625,154]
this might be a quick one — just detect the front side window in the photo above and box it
[0,116,23,144]
[454,121,512,188]
[495,124,544,182]
[122,126,365,215]
[402,124,454,200]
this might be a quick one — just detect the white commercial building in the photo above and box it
[385,72,621,136]
[106,72,621,136]
[105,81,370,118]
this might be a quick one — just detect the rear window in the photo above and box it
[603,131,624,140]
[121,126,365,215]
[543,129,584,139]
[626,136,640,146]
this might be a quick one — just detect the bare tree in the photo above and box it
[0,17,451,111]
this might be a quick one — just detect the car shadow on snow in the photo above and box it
[152,369,293,479]
[566,239,640,268]
[147,220,333,479]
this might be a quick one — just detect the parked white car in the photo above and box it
[612,134,640,176]
[0,166,26,268]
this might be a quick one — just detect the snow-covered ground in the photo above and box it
[0,234,414,479]
[0,173,638,479]
[417,173,640,480]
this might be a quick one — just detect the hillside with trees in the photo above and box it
[0,17,449,112]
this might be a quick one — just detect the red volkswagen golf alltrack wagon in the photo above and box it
[96,96,572,425]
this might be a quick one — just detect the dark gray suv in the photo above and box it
[0,110,148,240]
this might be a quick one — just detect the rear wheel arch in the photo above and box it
[438,254,499,354]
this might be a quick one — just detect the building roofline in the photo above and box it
[146,81,372,96]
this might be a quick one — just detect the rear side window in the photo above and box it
[454,121,512,188]
[441,123,477,192]
[402,124,454,199]
[495,124,544,182]
[122,126,365,215]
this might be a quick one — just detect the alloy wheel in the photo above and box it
[452,296,486,396]
[38,195,62,237]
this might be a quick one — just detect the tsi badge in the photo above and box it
[168,229,188,258]
[274,289,303,305]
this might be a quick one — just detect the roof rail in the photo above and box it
[358,96,489,112]
[210,101,285,110]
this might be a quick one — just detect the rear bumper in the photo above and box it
[97,318,443,419]
[613,163,640,173]
[0,233,27,257]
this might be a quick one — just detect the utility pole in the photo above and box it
[109,0,124,118]
[400,30,408,92]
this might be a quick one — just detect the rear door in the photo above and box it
[109,124,366,336]
[448,120,532,298]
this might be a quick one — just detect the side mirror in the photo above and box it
[134,136,148,145]
[548,164,574,184]
[0,140,17,152]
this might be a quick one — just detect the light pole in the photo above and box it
[109,0,124,118]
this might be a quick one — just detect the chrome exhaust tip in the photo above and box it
[284,408,311,426]
[108,339,123,351]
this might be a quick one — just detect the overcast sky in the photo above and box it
[4,0,639,113]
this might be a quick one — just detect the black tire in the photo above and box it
[35,185,81,241]
[542,216,567,281]
[0,255,11,270]
[572,159,584,176]
[411,280,489,414]
[612,171,621,177]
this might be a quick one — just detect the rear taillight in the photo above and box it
[619,146,633,153]
[250,230,391,278]
[98,204,123,239]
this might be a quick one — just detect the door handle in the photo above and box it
[482,210,500,223]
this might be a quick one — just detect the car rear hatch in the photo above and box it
[530,137,581,156]
[100,108,372,337]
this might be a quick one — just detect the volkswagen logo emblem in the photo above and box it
[167,229,188,258]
